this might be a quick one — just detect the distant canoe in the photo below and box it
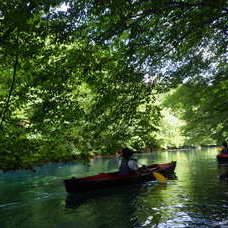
[217,153,228,163]
[64,161,176,194]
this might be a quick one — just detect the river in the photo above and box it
[0,148,228,227]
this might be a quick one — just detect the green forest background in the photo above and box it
[0,0,227,171]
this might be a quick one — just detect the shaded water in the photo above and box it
[1,148,228,227]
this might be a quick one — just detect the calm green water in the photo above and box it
[1,148,228,227]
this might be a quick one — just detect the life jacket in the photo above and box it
[222,148,228,154]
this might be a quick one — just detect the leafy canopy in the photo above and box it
[0,0,227,170]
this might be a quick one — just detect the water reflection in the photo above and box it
[65,186,138,208]
[1,148,228,227]
[65,182,170,227]
[217,163,228,180]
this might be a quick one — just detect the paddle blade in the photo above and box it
[153,172,167,183]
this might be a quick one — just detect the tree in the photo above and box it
[163,81,228,145]
[61,0,227,87]
[0,0,227,170]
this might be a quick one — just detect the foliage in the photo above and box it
[63,0,227,87]
[0,0,227,170]
[163,81,228,145]
[157,108,186,149]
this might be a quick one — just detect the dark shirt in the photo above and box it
[118,158,131,174]
[118,158,139,174]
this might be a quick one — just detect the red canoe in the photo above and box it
[64,161,176,193]
[217,153,228,163]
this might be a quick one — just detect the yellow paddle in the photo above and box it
[141,165,168,183]
[153,171,167,183]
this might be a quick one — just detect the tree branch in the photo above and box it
[0,46,19,129]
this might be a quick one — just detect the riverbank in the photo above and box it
[1,145,217,172]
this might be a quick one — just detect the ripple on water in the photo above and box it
[0,201,28,210]
[1,149,228,227]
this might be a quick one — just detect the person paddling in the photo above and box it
[118,148,139,174]
[118,148,163,177]
[220,142,228,154]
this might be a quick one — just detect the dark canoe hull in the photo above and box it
[217,154,228,163]
[64,161,176,193]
